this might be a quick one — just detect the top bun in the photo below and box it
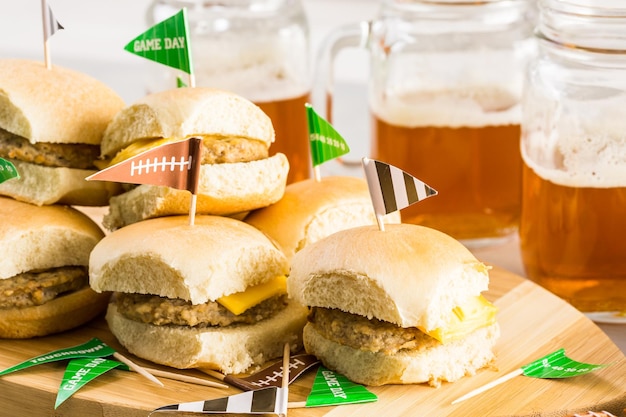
[0,196,105,279]
[245,176,400,260]
[101,87,275,158]
[0,59,125,145]
[89,215,289,305]
[288,223,490,331]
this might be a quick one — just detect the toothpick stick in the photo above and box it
[375,214,386,232]
[202,368,226,382]
[281,343,290,417]
[451,368,523,405]
[188,193,197,226]
[313,166,321,182]
[142,367,228,389]
[113,352,164,387]
[41,0,52,69]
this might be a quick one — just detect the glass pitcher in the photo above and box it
[317,0,536,247]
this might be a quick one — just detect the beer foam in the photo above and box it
[522,121,626,188]
[371,86,521,128]
[191,37,309,103]
[146,37,309,103]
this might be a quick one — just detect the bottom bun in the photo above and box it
[106,298,308,375]
[0,159,121,206]
[303,322,500,387]
[0,287,110,339]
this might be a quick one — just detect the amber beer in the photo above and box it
[256,93,311,184]
[520,163,626,313]
[371,117,522,244]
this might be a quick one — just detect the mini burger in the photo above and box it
[244,175,401,261]
[89,215,308,374]
[0,59,125,206]
[98,87,289,230]
[287,223,500,387]
[0,197,109,338]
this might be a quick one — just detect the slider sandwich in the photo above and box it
[0,59,125,206]
[89,215,308,374]
[0,197,109,338]
[288,223,500,386]
[244,175,401,261]
[98,87,289,230]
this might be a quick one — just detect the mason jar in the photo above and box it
[317,0,536,247]
[146,0,312,184]
[520,0,626,321]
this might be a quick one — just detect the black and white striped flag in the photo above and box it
[362,157,437,218]
[43,2,64,41]
[151,386,288,415]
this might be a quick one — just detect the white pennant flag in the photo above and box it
[362,157,437,218]
[43,2,64,41]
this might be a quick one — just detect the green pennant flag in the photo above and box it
[177,76,187,88]
[305,366,377,407]
[306,104,350,167]
[124,8,194,75]
[452,348,612,404]
[521,348,610,378]
[0,158,19,183]
[0,338,115,376]
[55,357,128,408]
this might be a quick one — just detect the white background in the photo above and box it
[0,0,378,104]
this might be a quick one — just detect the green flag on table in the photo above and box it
[0,338,115,376]
[0,158,19,183]
[306,104,350,167]
[305,366,377,407]
[521,348,609,378]
[124,8,194,75]
[55,357,127,408]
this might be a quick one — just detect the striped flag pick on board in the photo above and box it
[362,157,437,230]
[151,386,288,415]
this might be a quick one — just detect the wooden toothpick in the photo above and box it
[281,343,290,417]
[451,368,523,404]
[113,352,164,387]
[142,367,228,389]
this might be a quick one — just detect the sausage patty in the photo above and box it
[199,136,268,164]
[0,266,89,309]
[308,307,440,355]
[0,128,100,169]
[115,293,288,328]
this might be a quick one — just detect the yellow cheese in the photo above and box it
[217,276,287,315]
[419,295,497,344]
[109,137,181,166]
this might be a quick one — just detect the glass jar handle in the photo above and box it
[312,20,373,167]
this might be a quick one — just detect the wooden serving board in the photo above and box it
[0,267,624,417]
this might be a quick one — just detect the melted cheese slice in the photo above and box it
[94,137,181,170]
[110,137,184,166]
[217,276,287,315]
[419,295,497,344]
